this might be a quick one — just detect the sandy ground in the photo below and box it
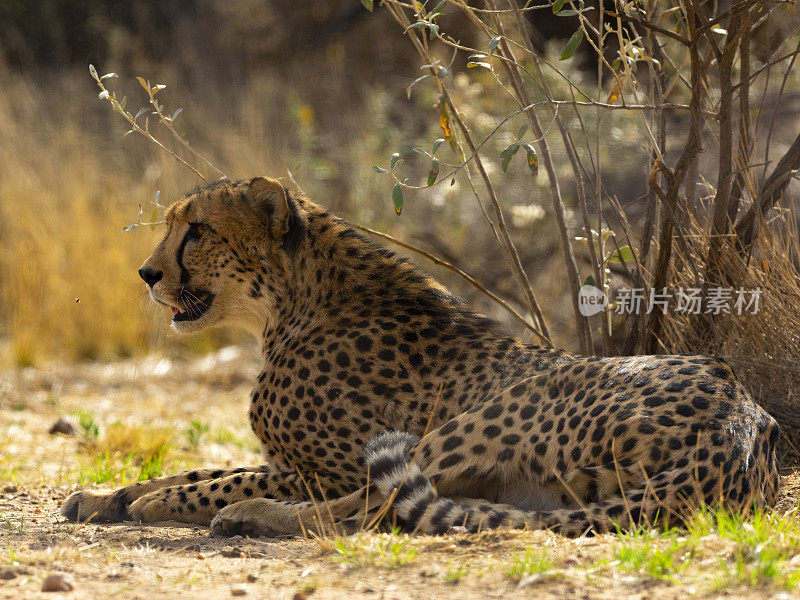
[2,348,800,599]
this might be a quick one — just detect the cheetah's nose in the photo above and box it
[138,267,163,287]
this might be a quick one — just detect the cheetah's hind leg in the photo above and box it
[210,488,386,537]
[363,430,781,536]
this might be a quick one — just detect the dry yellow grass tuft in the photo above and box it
[663,214,800,460]
[1,78,158,364]
[0,75,253,366]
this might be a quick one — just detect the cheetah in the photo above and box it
[61,176,781,536]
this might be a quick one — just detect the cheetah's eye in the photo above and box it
[188,222,208,240]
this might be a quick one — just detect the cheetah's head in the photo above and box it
[138,177,307,334]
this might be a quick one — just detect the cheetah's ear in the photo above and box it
[246,176,290,240]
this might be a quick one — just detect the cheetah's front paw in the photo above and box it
[127,489,214,525]
[128,492,171,523]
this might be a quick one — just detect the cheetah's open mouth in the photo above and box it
[172,289,215,322]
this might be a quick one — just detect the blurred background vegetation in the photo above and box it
[1,0,799,425]
[0,0,613,364]
[0,0,412,364]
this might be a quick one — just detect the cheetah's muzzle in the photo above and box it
[173,289,214,322]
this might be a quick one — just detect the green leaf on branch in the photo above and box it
[517,124,528,139]
[556,7,593,16]
[361,0,373,11]
[392,183,404,215]
[500,143,520,173]
[584,275,596,287]
[406,74,431,99]
[432,138,445,155]
[488,36,501,56]
[560,28,584,60]
[606,245,636,263]
[467,61,491,70]
[373,166,389,174]
[553,0,567,14]
[406,20,439,39]
[427,157,440,186]
[390,153,402,170]
[406,21,429,31]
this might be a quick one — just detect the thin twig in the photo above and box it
[760,38,800,183]
[350,223,550,344]
[89,67,207,181]
[141,79,228,179]
[645,0,706,353]
[386,0,553,344]
[604,10,689,45]
[482,0,593,352]
[735,130,800,251]
[729,13,753,225]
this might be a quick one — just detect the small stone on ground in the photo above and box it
[48,416,79,436]
[41,571,76,592]
[447,525,468,535]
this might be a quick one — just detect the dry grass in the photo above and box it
[0,71,373,365]
[0,75,182,365]
[6,483,800,599]
[0,345,261,488]
[662,215,800,460]
[0,62,350,365]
